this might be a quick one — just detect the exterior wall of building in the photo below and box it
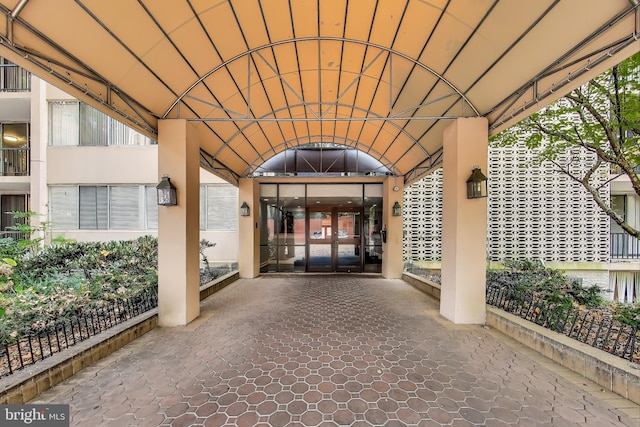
[0,73,239,266]
[403,142,639,301]
[488,143,610,264]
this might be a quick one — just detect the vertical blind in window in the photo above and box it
[80,104,108,146]
[49,101,154,146]
[79,186,108,229]
[49,102,79,146]
[109,186,140,230]
[145,186,158,229]
[49,186,79,229]
[112,120,153,146]
[205,185,238,231]
[49,184,238,231]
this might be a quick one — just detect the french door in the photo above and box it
[307,206,362,272]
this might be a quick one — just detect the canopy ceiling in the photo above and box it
[0,0,637,185]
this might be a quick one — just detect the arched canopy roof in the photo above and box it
[0,0,637,185]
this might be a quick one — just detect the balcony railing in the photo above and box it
[0,62,30,92]
[0,148,29,176]
[0,231,27,241]
[611,233,640,259]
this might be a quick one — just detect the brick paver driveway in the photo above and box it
[33,275,638,426]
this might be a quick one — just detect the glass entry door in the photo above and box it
[307,207,362,272]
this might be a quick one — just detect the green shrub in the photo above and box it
[0,235,158,344]
[610,302,640,329]
[487,259,603,310]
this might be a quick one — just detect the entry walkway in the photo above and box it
[33,275,638,426]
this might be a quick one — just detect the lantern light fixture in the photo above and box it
[466,166,488,199]
[392,201,402,216]
[156,174,177,206]
[240,201,250,216]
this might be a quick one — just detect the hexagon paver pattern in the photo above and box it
[32,275,638,426]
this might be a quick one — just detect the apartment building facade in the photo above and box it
[0,66,239,267]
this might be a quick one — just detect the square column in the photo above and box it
[440,117,488,324]
[157,119,200,326]
[382,177,404,278]
[238,178,260,278]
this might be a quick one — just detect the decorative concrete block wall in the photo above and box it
[403,143,610,265]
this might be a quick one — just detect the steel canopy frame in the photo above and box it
[166,39,479,180]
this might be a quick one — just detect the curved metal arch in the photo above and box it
[243,135,402,178]
[162,37,480,119]
[206,100,434,161]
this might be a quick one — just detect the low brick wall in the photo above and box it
[0,310,158,404]
[0,272,239,404]
[402,272,640,406]
[200,271,239,300]
[403,272,441,300]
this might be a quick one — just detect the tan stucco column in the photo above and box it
[382,178,404,279]
[238,178,260,278]
[440,117,488,324]
[157,119,200,326]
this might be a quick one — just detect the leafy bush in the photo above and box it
[486,259,640,331]
[487,259,604,310]
[610,302,640,329]
[0,235,158,343]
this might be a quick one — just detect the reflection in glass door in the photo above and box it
[307,209,332,271]
[335,209,361,272]
[307,207,362,272]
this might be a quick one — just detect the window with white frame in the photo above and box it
[145,185,158,229]
[49,184,238,231]
[108,186,140,230]
[49,102,79,146]
[49,186,79,229]
[79,185,108,229]
[49,101,154,146]
[80,103,109,146]
[200,184,238,231]
[50,185,156,231]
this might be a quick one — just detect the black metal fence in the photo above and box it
[486,284,639,363]
[1,289,157,378]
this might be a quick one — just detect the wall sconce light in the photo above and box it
[240,201,250,217]
[156,174,177,206]
[392,201,402,216]
[466,166,488,199]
